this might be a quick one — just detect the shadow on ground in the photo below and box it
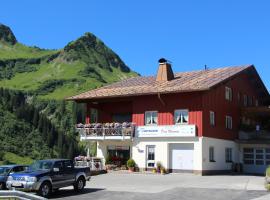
[50,188,104,199]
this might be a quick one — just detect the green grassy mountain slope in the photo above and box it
[0,24,137,99]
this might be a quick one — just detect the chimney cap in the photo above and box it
[158,58,167,63]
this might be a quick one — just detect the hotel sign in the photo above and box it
[136,125,196,138]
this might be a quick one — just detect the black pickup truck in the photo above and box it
[6,159,91,198]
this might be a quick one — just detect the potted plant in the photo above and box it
[152,168,157,173]
[127,158,136,172]
[156,161,162,173]
[161,167,166,175]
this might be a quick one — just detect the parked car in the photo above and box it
[0,165,28,190]
[6,159,91,198]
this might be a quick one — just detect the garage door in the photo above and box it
[243,147,270,174]
[169,143,194,172]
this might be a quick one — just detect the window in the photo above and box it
[225,87,233,101]
[255,99,259,107]
[209,147,215,162]
[266,148,270,165]
[210,111,215,126]
[146,146,155,168]
[225,148,233,163]
[237,92,241,103]
[243,94,248,107]
[255,148,264,165]
[63,160,73,169]
[225,116,233,130]
[90,109,98,123]
[145,111,158,125]
[243,148,254,165]
[174,109,189,124]
[249,96,253,106]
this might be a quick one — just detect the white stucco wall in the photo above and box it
[95,136,240,173]
[132,137,202,170]
[201,137,239,171]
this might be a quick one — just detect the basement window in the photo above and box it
[174,109,189,124]
[145,111,158,125]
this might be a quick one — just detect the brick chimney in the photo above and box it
[156,58,174,81]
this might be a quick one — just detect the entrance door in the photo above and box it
[169,143,194,172]
[146,145,155,168]
[107,146,130,166]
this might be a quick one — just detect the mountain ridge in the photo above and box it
[0,23,138,99]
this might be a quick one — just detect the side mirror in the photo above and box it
[53,168,59,172]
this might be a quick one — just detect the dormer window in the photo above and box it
[225,87,233,101]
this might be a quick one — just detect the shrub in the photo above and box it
[105,155,112,165]
[127,158,136,168]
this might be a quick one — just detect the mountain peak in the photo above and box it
[62,32,131,73]
[63,32,102,53]
[0,23,17,45]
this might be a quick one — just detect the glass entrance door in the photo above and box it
[146,145,155,168]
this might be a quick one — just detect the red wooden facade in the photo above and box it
[84,68,265,141]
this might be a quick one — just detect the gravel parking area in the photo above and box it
[50,173,269,200]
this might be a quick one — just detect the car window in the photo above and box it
[0,167,11,175]
[30,161,53,171]
[13,166,23,172]
[63,160,73,170]
[53,161,64,171]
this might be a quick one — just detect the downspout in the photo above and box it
[158,93,166,106]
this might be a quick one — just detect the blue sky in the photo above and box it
[1,0,270,90]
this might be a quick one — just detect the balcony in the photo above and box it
[76,122,135,141]
[135,124,197,138]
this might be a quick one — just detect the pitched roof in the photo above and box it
[67,65,252,101]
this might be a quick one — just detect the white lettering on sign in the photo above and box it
[136,125,196,137]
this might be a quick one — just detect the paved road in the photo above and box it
[50,173,269,200]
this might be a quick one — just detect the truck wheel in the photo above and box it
[38,181,52,198]
[74,177,85,192]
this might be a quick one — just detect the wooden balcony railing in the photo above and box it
[76,123,135,139]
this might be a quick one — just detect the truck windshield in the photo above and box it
[29,161,53,171]
[0,167,11,175]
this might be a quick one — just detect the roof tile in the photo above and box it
[68,65,251,100]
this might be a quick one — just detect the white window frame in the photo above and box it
[225,148,233,163]
[174,109,189,124]
[209,146,215,162]
[225,87,233,101]
[146,145,155,168]
[210,111,215,126]
[145,111,158,125]
[225,115,233,130]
